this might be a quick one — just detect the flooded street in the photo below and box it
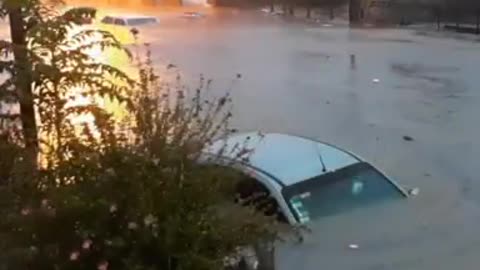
[146,10,480,269]
[2,7,480,269]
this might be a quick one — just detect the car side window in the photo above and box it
[235,177,287,223]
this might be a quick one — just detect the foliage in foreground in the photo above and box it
[0,3,283,269]
[0,58,280,269]
[1,149,276,270]
[0,1,134,165]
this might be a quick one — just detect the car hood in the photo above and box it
[274,196,480,270]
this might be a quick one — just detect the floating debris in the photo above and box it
[403,135,414,142]
[348,244,359,250]
[409,187,420,196]
[350,54,356,69]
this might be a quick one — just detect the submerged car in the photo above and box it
[99,14,159,44]
[100,14,159,27]
[203,132,410,269]
[204,132,408,225]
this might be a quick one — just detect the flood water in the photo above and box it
[147,10,480,270]
[3,8,480,269]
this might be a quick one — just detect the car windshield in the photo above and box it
[282,162,405,223]
[127,18,157,26]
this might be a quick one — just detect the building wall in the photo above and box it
[182,0,207,6]
[64,0,181,8]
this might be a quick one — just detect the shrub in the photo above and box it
[0,46,280,270]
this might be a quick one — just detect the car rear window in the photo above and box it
[282,162,405,223]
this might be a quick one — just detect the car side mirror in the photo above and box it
[130,28,139,36]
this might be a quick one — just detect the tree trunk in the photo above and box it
[455,10,459,30]
[0,135,19,185]
[329,7,334,20]
[269,0,274,12]
[306,5,311,19]
[8,8,38,162]
[435,8,441,31]
[476,10,480,35]
[288,5,294,16]
[349,0,361,25]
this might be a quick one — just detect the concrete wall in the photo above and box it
[64,0,181,8]
[181,0,208,6]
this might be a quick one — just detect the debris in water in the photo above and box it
[372,78,380,83]
[403,135,414,141]
[350,54,356,69]
[409,187,420,196]
[326,100,330,104]
[348,244,359,250]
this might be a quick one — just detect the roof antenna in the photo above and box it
[315,144,327,173]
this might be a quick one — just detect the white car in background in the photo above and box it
[98,14,160,45]
[100,14,159,27]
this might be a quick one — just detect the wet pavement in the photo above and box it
[143,10,480,270]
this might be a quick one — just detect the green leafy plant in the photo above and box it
[1,1,133,166]
[0,3,285,270]
[0,52,282,269]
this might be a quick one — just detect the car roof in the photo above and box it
[204,132,362,186]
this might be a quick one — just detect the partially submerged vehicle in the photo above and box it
[204,132,408,225]
[203,132,411,269]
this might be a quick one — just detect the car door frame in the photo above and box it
[205,154,298,225]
